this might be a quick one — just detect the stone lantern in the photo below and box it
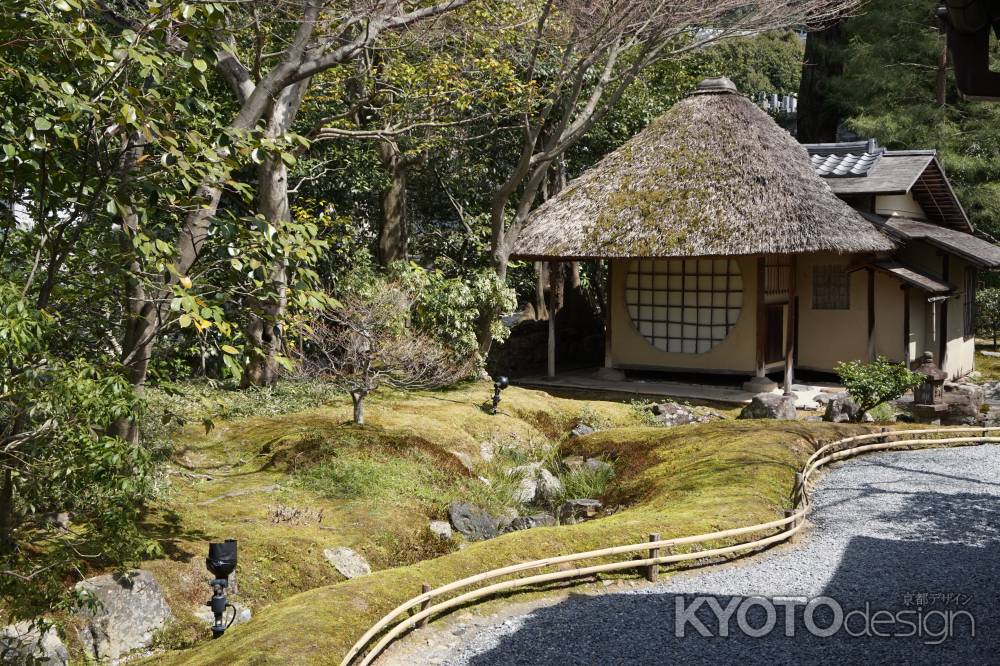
[911,351,948,422]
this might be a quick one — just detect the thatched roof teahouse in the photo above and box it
[513,77,991,390]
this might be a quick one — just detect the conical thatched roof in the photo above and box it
[512,77,895,260]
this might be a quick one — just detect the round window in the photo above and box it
[624,258,743,355]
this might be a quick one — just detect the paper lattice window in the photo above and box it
[625,258,743,355]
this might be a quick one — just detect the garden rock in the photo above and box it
[1,621,69,665]
[428,520,453,541]
[583,458,613,474]
[571,424,596,438]
[558,499,603,525]
[495,508,519,533]
[941,382,986,424]
[535,469,563,502]
[562,456,585,471]
[478,441,495,462]
[446,502,498,541]
[738,393,797,420]
[650,402,697,426]
[74,570,172,661]
[323,547,371,579]
[506,513,556,532]
[193,603,252,629]
[513,476,538,504]
[823,393,870,423]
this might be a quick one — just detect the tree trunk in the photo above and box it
[243,81,308,387]
[351,390,365,425]
[797,22,845,143]
[936,38,948,107]
[376,142,410,266]
[0,467,14,551]
[110,131,152,443]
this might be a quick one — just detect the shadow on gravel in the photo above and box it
[465,535,999,665]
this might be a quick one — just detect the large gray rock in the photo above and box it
[558,499,604,525]
[823,393,870,423]
[1,622,68,665]
[323,547,371,579]
[570,424,596,438]
[74,570,172,661]
[513,476,538,504]
[535,469,563,502]
[738,393,797,420]
[508,465,562,504]
[942,382,986,424]
[446,502,498,541]
[505,513,556,532]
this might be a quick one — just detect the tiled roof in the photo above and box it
[803,139,971,232]
[810,151,882,177]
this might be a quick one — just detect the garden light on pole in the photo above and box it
[205,539,238,638]
[491,376,509,415]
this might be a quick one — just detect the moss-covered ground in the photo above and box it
[144,383,872,665]
[140,381,651,650]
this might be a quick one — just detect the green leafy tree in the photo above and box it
[977,287,1000,348]
[0,283,155,618]
[836,355,924,420]
[822,0,1000,239]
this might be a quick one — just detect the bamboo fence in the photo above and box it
[343,425,1000,666]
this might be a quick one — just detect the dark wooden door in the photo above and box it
[765,304,784,364]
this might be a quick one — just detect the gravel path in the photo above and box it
[403,445,1000,665]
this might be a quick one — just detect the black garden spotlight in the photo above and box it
[205,539,238,638]
[491,375,509,415]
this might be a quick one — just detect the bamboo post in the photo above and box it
[646,533,659,582]
[793,472,804,506]
[418,583,431,628]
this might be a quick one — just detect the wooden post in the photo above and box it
[783,255,797,395]
[418,583,431,627]
[903,286,911,368]
[756,256,767,377]
[940,254,950,372]
[646,533,659,582]
[867,267,876,361]
[784,509,794,531]
[604,261,614,369]
[547,261,560,378]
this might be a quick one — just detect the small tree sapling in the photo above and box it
[302,280,473,424]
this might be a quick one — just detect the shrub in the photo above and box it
[0,283,155,618]
[835,355,923,421]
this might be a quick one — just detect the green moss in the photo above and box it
[137,382,646,648]
[151,419,873,666]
